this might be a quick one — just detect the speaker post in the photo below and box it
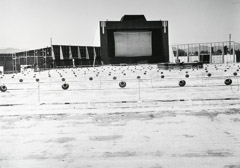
[138,78,141,101]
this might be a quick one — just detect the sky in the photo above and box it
[0,0,240,50]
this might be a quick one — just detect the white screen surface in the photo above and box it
[114,31,152,57]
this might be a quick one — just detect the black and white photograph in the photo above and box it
[0,0,240,167]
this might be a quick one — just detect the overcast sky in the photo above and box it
[0,0,239,49]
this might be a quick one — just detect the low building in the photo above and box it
[10,45,101,73]
[171,41,240,64]
[0,53,14,73]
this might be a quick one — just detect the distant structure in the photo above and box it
[100,15,169,64]
[0,53,13,73]
[51,45,101,67]
[171,41,240,64]
[2,15,240,74]
[0,45,101,73]
[1,15,170,73]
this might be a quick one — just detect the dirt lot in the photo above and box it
[1,64,240,168]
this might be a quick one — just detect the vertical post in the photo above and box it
[50,38,56,68]
[14,54,17,73]
[93,47,97,67]
[233,41,236,63]
[209,43,212,64]
[198,43,200,62]
[34,49,35,65]
[38,81,40,104]
[187,44,189,63]
[229,34,231,54]
[12,54,14,73]
[176,45,179,63]
[26,51,28,65]
[229,34,232,63]
[36,50,38,70]
[16,54,17,73]
[17,55,19,72]
[138,79,141,101]
[44,49,47,69]
[49,74,51,88]
[222,42,224,64]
